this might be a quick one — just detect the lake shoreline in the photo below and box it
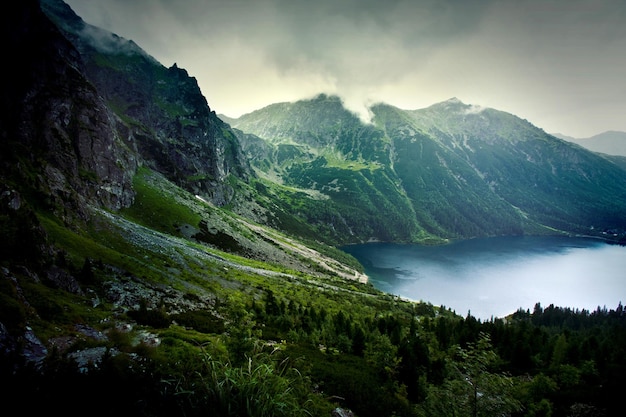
[342,235,625,321]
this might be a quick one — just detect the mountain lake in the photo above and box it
[341,235,626,320]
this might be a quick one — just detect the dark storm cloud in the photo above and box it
[261,0,492,73]
[65,0,626,136]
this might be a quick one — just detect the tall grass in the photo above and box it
[173,349,312,417]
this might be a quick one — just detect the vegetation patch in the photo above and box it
[122,167,202,235]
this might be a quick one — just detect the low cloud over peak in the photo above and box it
[66,0,626,138]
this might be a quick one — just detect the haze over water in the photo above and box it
[342,236,626,320]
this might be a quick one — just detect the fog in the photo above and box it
[343,236,626,320]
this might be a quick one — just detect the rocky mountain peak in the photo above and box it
[38,0,252,207]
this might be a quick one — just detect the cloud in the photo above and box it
[78,23,158,62]
[229,0,495,121]
[65,0,626,136]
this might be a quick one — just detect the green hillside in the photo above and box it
[231,95,626,244]
[1,2,624,417]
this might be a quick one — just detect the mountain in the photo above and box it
[554,131,626,157]
[2,2,625,416]
[39,0,251,208]
[230,94,430,243]
[1,0,367,382]
[2,0,137,219]
[230,95,626,243]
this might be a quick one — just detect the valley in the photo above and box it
[1,2,624,416]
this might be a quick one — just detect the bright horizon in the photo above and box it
[65,0,626,138]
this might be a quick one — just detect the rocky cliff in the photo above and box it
[40,0,251,208]
[1,0,137,221]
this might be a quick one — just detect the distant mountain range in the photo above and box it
[227,94,626,243]
[553,131,626,157]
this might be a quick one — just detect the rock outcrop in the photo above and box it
[41,0,252,207]
[1,0,137,221]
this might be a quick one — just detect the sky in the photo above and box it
[64,0,626,138]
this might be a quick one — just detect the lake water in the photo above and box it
[341,236,626,320]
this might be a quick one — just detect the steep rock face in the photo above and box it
[41,0,251,206]
[1,0,137,220]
